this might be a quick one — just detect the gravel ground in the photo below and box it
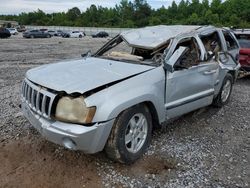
[0,34,249,188]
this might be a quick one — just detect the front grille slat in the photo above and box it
[36,91,40,111]
[41,95,47,115]
[48,99,53,117]
[22,79,56,119]
[38,93,44,112]
[26,84,29,101]
[31,88,35,107]
[28,86,32,104]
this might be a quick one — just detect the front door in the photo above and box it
[165,37,218,119]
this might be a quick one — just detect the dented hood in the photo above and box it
[26,57,153,94]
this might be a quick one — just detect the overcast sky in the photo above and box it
[0,0,182,15]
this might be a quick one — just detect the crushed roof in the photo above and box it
[121,25,202,49]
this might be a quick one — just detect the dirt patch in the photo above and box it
[0,135,102,188]
[116,155,177,175]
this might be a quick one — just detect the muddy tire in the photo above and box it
[105,104,152,164]
[213,73,233,107]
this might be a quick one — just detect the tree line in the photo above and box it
[1,0,249,28]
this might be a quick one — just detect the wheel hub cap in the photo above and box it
[125,113,148,153]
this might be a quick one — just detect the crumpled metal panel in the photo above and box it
[121,25,201,49]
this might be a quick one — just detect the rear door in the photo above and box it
[165,36,218,119]
[72,31,79,38]
[221,30,240,65]
[34,30,41,38]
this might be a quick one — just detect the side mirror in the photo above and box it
[165,46,189,73]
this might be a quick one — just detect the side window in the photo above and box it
[223,31,238,50]
[173,38,201,70]
[200,31,222,60]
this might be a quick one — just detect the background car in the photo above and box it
[47,30,56,36]
[60,30,69,37]
[0,28,11,38]
[92,31,109,38]
[63,31,85,38]
[238,38,250,71]
[54,30,64,36]
[23,30,52,38]
[16,26,26,32]
[7,28,18,35]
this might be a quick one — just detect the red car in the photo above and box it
[238,38,250,71]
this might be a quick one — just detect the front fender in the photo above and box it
[85,67,166,123]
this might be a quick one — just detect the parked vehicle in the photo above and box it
[0,28,11,38]
[7,28,18,35]
[234,31,250,71]
[21,25,240,164]
[60,30,69,37]
[47,30,56,36]
[92,31,109,38]
[23,30,52,38]
[16,25,26,32]
[54,30,64,36]
[63,31,85,38]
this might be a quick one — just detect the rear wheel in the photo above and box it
[46,34,51,38]
[105,104,152,164]
[213,73,233,107]
[30,35,34,39]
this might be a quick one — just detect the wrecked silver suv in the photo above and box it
[21,25,240,163]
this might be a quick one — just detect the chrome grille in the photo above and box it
[22,78,56,119]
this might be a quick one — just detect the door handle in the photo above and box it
[203,70,217,75]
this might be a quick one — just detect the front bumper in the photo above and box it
[21,101,114,154]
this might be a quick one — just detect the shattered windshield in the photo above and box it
[94,36,170,66]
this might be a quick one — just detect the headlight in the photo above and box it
[55,96,96,124]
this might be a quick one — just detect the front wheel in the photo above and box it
[105,104,152,164]
[213,73,233,107]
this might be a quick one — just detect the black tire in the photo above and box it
[213,73,233,107]
[79,35,82,38]
[46,35,51,38]
[105,104,152,164]
[30,35,34,39]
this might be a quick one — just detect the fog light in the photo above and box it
[62,137,76,150]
